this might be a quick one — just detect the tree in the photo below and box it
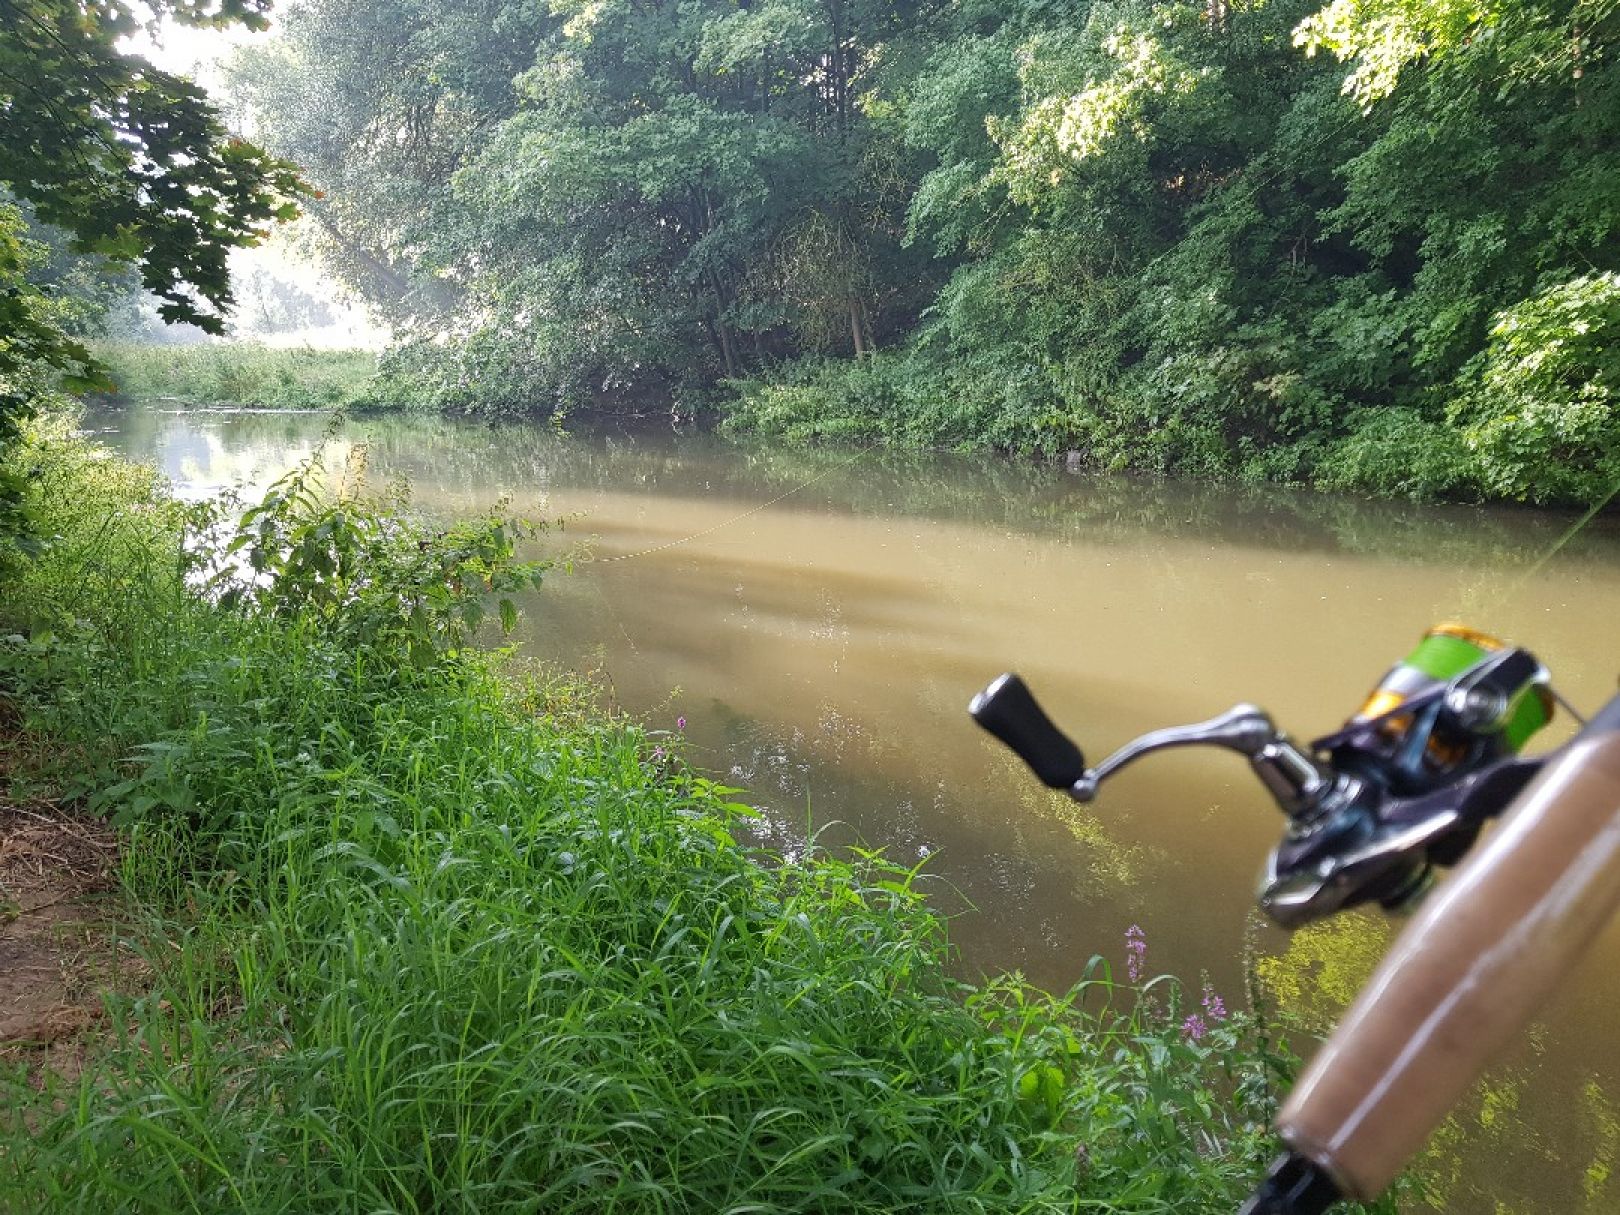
[0,0,304,411]
[222,0,1620,502]
[221,0,560,326]
[229,0,937,411]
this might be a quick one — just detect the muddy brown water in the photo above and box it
[85,404,1620,1212]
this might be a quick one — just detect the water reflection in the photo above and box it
[81,403,1620,1213]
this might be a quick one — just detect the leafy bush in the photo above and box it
[364,326,573,418]
[727,348,1105,459]
[1315,408,1475,499]
[210,459,546,665]
[1449,273,1620,505]
[724,353,989,449]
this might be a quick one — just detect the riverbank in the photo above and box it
[93,341,377,411]
[717,342,1619,509]
[93,334,1620,511]
[0,409,1331,1212]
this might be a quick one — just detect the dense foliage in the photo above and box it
[0,0,304,534]
[227,0,938,416]
[227,0,1620,502]
[0,0,301,337]
[0,421,1358,1211]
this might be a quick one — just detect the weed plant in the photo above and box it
[0,414,1387,1212]
[92,341,378,411]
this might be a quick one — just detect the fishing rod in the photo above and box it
[970,624,1620,1212]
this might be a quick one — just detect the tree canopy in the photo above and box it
[221,0,1620,501]
[0,0,304,422]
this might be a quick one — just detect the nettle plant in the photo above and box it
[207,452,549,665]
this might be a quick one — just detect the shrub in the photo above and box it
[1448,273,1620,505]
[1315,408,1475,500]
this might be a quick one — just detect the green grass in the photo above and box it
[92,341,378,410]
[0,410,1379,1213]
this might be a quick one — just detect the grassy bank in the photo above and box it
[0,411,1383,1212]
[93,341,378,410]
[717,342,1618,508]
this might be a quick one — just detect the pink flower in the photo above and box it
[676,716,686,731]
[1201,984,1227,1022]
[1182,1013,1208,1042]
[1124,924,1146,983]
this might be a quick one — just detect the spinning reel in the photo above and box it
[970,625,1560,927]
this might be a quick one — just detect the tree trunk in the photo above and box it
[825,0,848,138]
[304,203,411,305]
[1573,21,1585,105]
[694,187,740,377]
[717,310,738,377]
[712,275,739,378]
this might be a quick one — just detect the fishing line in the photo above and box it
[1494,470,1620,609]
[1457,468,1620,735]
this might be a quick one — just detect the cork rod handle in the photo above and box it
[1276,724,1620,1199]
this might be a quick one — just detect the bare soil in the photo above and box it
[0,738,135,1085]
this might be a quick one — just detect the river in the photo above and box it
[83,403,1620,1213]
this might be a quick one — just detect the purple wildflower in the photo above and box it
[1201,984,1227,1022]
[1124,924,1146,983]
[1182,1013,1208,1042]
[652,746,667,762]
[676,716,686,731]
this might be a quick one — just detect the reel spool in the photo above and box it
[1320,623,1555,797]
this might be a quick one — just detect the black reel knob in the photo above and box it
[969,673,1087,790]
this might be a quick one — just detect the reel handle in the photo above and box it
[1075,703,1321,809]
[969,673,1086,791]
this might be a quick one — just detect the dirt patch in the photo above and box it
[0,798,130,1082]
